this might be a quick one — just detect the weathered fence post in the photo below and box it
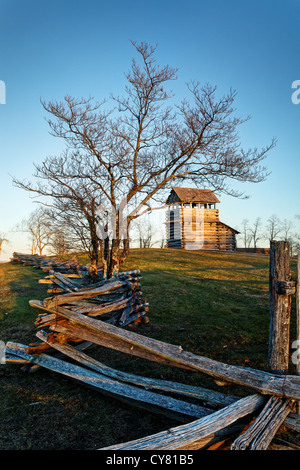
[267,241,293,375]
[296,255,300,414]
[297,255,300,377]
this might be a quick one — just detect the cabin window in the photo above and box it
[208,204,215,209]
[169,210,174,240]
[192,203,198,208]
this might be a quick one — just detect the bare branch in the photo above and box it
[13,41,276,278]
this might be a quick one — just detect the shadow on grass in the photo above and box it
[0,264,47,344]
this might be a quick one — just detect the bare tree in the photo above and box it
[239,219,252,249]
[281,218,293,242]
[293,235,300,255]
[0,233,9,256]
[13,41,276,278]
[138,221,153,249]
[280,218,299,256]
[294,215,300,255]
[264,214,282,243]
[131,217,159,249]
[44,204,96,259]
[15,207,54,255]
[249,217,262,249]
[49,231,70,256]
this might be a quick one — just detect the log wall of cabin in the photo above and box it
[165,206,236,251]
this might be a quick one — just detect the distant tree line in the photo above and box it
[238,214,300,255]
[14,206,166,257]
[15,208,300,259]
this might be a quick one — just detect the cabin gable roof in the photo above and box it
[218,221,240,234]
[166,187,220,204]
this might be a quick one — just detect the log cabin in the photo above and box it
[165,187,239,251]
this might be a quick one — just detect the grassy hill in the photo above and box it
[0,249,297,449]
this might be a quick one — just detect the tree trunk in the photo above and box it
[89,236,100,279]
[119,238,130,271]
[107,239,120,278]
[89,257,98,278]
[91,219,130,280]
[87,216,102,279]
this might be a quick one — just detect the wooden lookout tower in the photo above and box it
[165,187,239,251]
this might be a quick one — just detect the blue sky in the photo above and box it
[0,0,299,260]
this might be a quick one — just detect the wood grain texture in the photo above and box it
[29,300,300,400]
[231,396,294,450]
[100,394,266,450]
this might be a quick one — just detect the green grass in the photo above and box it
[0,249,298,450]
[0,262,47,344]
[122,249,295,368]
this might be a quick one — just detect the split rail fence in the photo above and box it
[5,243,300,450]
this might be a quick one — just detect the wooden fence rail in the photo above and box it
[5,243,300,449]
